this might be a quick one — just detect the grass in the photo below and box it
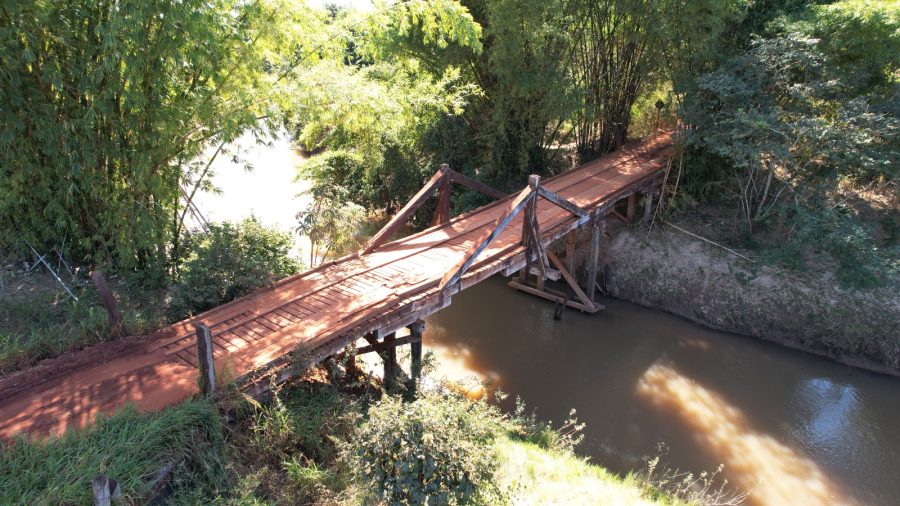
[0,270,166,375]
[495,436,681,505]
[0,399,224,505]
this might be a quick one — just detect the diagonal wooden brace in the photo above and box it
[439,186,535,290]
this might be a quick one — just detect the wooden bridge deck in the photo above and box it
[0,133,672,439]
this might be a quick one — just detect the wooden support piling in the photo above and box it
[565,229,576,275]
[409,320,424,386]
[626,194,636,223]
[194,323,215,397]
[586,219,603,303]
[643,191,654,224]
[432,164,452,227]
[92,476,120,506]
[383,332,397,391]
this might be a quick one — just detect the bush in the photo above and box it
[345,392,506,504]
[168,218,301,319]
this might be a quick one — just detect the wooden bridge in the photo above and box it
[0,132,673,439]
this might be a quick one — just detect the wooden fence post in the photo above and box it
[194,323,215,397]
[92,475,120,506]
[90,271,122,331]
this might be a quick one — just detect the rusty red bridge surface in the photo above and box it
[0,133,673,438]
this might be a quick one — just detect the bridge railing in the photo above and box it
[437,174,588,291]
[360,165,508,256]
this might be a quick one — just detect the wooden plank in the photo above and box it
[508,281,603,313]
[362,168,446,255]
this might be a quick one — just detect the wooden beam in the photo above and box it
[537,186,589,218]
[194,323,215,397]
[355,333,421,355]
[362,168,446,255]
[546,250,596,310]
[508,281,603,313]
[432,165,452,227]
[439,185,534,290]
[383,332,397,391]
[447,168,507,200]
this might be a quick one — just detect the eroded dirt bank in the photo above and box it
[598,225,900,376]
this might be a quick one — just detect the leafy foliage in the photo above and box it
[345,392,505,504]
[168,218,301,319]
[295,185,366,266]
[0,0,323,276]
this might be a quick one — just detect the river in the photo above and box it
[419,276,900,506]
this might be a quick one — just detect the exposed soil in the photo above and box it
[598,221,900,376]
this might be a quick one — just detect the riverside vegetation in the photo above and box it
[0,366,742,505]
[0,0,896,503]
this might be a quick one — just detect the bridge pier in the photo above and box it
[354,319,425,394]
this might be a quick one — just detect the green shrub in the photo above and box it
[168,218,301,319]
[345,392,506,504]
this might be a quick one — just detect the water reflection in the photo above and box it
[636,362,858,505]
[421,276,900,506]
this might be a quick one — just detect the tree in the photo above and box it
[296,186,365,266]
[0,0,328,278]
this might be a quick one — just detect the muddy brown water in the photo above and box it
[419,276,900,506]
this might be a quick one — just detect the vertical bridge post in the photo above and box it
[383,332,397,391]
[408,319,424,393]
[194,323,215,397]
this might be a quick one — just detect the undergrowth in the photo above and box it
[0,271,165,375]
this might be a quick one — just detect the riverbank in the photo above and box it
[0,372,690,505]
[601,219,900,376]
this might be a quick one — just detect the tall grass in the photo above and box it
[0,276,165,375]
[0,399,224,504]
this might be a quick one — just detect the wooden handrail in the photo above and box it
[361,167,448,255]
[537,186,588,218]
[447,169,507,200]
[362,164,507,255]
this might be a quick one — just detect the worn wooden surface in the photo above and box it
[0,132,672,439]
